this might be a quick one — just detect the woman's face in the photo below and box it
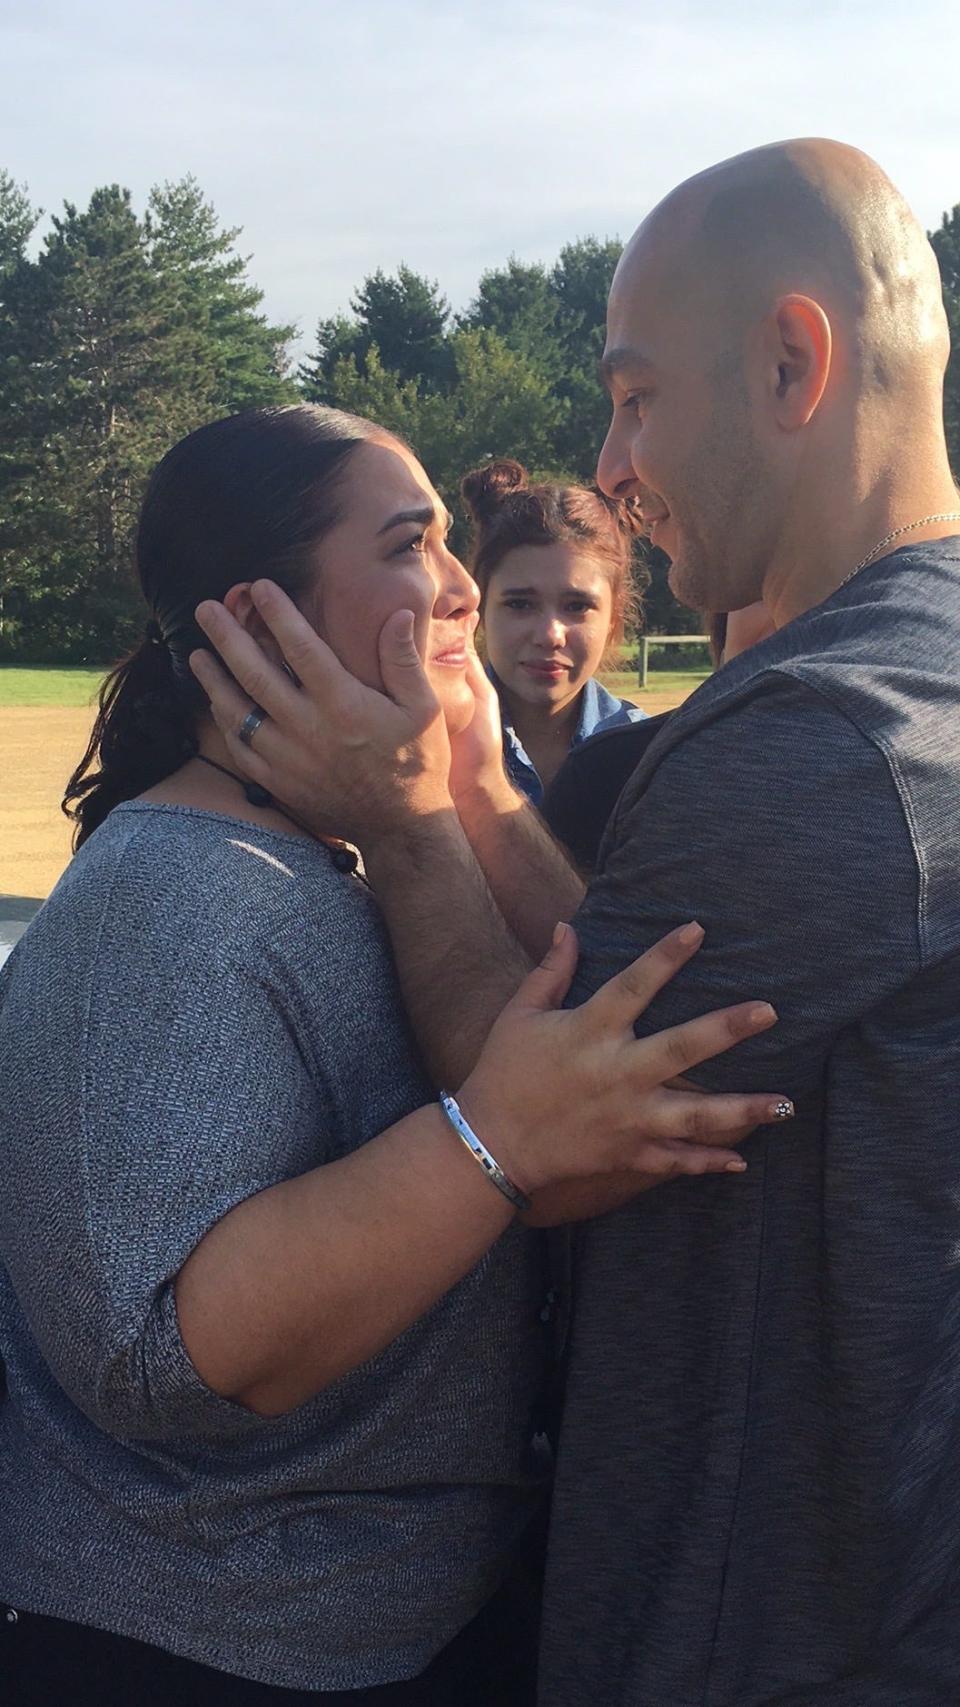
[299,439,480,734]
[483,542,615,714]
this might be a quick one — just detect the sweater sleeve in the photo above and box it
[2,922,326,1444]
[567,673,923,1100]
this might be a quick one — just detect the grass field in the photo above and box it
[602,669,710,704]
[1,663,710,900]
[0,667,108,707]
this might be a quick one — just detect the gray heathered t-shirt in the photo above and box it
[0,803,548,1692]
[541,540,960,1706]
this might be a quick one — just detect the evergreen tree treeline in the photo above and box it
[0,173,294,660]
[2,169,959,663]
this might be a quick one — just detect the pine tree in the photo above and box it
[0,186,212,658]
[459,258,563,378]
[0,175,294,659]
[319,344,425,446]
[313,326,561,554]
[0,172,41,647]
[418,327,562,499]
[300,265,452,396]
[298,313,362,399]
[354,266,451,387]
[0,171,37,276]
[146,177,296,413]
[548,237,622,479]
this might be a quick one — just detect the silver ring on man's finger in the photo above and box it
[238,706,267,747]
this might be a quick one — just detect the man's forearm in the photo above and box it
[453,773,586,960]
[364,804,533,1087]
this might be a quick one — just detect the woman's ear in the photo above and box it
[223,583,256,630]
[223,582,286,665]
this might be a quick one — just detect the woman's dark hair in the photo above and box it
[64,404,383,848]
[460,458,648,646]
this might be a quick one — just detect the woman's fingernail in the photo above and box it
[725,1158,748,1172]
[677,921,704,946]
[748,1003,778,1029]
[770,1099,795,1121]
[552,921,566,947]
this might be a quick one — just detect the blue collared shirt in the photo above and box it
[492,669,648,806]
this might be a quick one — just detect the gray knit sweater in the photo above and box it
[0,803,548,1691]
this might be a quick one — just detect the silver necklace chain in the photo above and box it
[838,512,960,592]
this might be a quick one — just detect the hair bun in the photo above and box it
[460,458,529,521]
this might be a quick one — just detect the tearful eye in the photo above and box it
[393,532,428,558]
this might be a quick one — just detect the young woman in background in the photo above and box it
[461,459,647,804]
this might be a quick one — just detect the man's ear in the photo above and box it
[223,581,285,664]
[762,294,832,431]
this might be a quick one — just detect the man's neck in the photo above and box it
[765,468,960,628]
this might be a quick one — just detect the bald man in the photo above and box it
[192,140,960,1704]
[535,140,960,1705]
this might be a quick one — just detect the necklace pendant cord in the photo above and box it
[193,754,363,879]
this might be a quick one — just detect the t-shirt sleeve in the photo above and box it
[567,674,923,1099]
[3,930,326,1443]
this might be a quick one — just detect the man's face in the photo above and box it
[597,243,777,614]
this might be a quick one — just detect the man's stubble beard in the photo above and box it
[668,380,769,615]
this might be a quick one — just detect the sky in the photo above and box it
[2,0,959,355]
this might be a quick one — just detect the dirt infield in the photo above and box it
[1,706,96,900]
[1,686,691,901]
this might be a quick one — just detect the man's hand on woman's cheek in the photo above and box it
[190,580,455,847]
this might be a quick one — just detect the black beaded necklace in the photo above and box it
[195,754,361,877]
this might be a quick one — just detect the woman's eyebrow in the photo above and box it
[500,585,598,598]
[377,505,450,537]
[377,505,434,535]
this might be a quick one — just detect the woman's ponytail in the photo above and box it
[63,624,197,849]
